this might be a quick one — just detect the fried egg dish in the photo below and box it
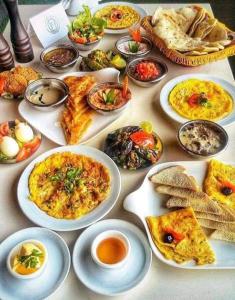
[204,160,235,208]
[28,152,111,219]
[146,207,215,265]
[169,79,233,121]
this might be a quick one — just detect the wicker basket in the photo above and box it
[141,16,235,67]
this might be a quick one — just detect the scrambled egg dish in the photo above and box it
[204,160,235,208]
[94,5,140,29]
[169,79,233,121]
[29,152,111,219]
[146,207,215,265]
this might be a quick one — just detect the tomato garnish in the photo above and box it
[75,37,87,44]
[24,136,41,154]
[122,75,129,99]
[110,9,123,22]
[16,147,31,162]
[218,180,235,193]
[188,93,199,107]
[130,131,155,149]
[164,227,185,242]
[0,122,9,136]
[129,26,141,43]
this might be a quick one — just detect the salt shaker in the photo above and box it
[0,33,15,71]
[3,0,34,63]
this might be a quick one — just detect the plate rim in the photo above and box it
[72,218,152,296]
[160,73,235,127]
[0,226,71,300]
[123,160,235,270]
[17,145,121,231]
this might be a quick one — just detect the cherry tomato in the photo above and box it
[16,147,31,162]
[24,136,41,154]
[164,227,185,242]
[75,37,87,44]
[188,94,200,107]
[0,122,9,136]
[130,131,155,149]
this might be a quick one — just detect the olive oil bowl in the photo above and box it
[7,239,48,280]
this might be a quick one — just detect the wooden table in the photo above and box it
[1,3,235,300]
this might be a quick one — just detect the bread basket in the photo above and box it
[141,16,235,67]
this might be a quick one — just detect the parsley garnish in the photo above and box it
[18,249,43,269]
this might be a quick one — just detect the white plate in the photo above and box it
[72,219,152,296]
[123,160,235,269]
[17,145,121,231]
[18,68,129,146]
[91,2,147,34]
[160,73,235,127]
[0,227,70,300]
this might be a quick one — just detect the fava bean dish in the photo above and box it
[104,125,163,170]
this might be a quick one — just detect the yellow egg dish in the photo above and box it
[169,79,233,121]
[94,5,140,29]
[29,152,111,219]
[204,160,235,208]
[146,207,215,265]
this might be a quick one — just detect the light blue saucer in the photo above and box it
[0,227,70,300]
[72,219,152,296]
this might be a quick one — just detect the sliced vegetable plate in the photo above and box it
[123,161,235,269]
[0,120,41,164]
[160,74,235,127]
[91,2,147,34]
[18,68,129,146]
[17,145,121,231]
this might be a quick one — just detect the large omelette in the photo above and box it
[28,152,111,219]
[169,79,233,121]
[146,207,215,265]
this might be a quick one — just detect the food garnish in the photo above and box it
[188,93,212,108]
[28,152,111,219]
[68,5,107,44]
[122,75,129,98]
[130,131,155,149]
[140,121,153,134]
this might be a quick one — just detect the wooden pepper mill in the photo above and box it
[3,0,34,63]
[0,32,15,71]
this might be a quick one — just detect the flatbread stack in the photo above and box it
[151,6,233,56]
[150,165,235,243]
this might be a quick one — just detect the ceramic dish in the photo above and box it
[91,2,147,34]
[72,219,152,295]
[160,74,235,127]
[18,69,130,146]
[17,145,121,231]
[0,120,41,164]
[0,227,70,300]
[123,161,235,269]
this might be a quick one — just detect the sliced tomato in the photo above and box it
[0,122,9,136]
[129,27,141,43]
[24,136,41,153]
[122,75,129,98]
[16,147,31,162]
[165,227,185,242]
[75,37,87,44]
[188,93,199,107]
[0,77,6,94]
[130,131,155,149]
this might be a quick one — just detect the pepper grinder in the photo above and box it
[3,0,34,63]
[0,32,15,71]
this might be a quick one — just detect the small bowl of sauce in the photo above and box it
[91,230,130,269]
[25,78,69,111]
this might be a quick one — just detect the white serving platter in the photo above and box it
[160,74,235,127]
[18,68,130,146]
[123,160,235,269]
[17,145,121,231]
[91,2,147,34]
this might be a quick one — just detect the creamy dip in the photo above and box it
[30,86,64,105]
[117,40,150,55]
[179,123,224,155]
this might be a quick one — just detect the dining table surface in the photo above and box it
[1,2,235,300]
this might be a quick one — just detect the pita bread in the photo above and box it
[193,16,217,39]
[204,22,228,41]
[210,230,235,242]
[198,218,235,233]
[188,7,206,36]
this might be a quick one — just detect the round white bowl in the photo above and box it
[7,239,48,280]
[91,230,130,269]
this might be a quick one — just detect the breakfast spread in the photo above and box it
[28,152,111,219]
[169,79,233,121]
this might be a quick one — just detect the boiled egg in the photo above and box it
[15,123,34,143]
[0,136,20,157]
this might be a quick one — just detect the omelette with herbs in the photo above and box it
[169,79,233,121]
[28,152,111,219]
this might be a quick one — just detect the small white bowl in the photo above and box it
[91,230,130,269]
[7,239,48,280]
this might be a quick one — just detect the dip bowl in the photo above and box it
[24,78,69,112]
[127,57,168,88]
[177,120,229,159]
[87,82,131,115]
[40,44,79,74]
